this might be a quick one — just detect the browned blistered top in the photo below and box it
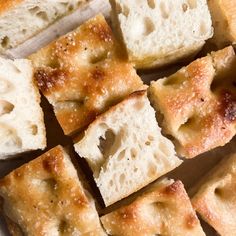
[30,14,143,135]
[149,46,236,158]
[192,153,236,236]
[101,180,205,236]
[0,0,24,14]
[0,146,105,236]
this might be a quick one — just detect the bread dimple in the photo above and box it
[101,179,205,236]
[30,14,144,135]
[149,46,236,158]
[74,91,182,206]
[192,153,236,235]
[0,146,105,236]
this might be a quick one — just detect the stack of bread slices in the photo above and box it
[0,0,235,235]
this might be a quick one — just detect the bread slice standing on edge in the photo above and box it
[101,178,205,236]
[29,14,144,136]
[149,46,236,158]
[0,0,87,52]
[0,145,106,236]
[207,0,236,48]
[0,57,46,159]
[192,153,236,236]
[109,0,213,69]
[74,90,182,206]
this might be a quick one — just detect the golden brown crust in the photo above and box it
[0,0,24,14]
[149,46,236,158]
[192,153,236,235]
[0,146,105,236]
[30,14,143,135]
[4,215,23,236]
[208,0,236,46]
[101,180,205,236]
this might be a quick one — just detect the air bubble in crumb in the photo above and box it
[144,17,155,35]
[147,0,155,9]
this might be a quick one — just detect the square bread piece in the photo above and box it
[207,0,236,48]
[29,14,144,135]
[101,179,205,236]
[149,46,236,158]
[109,0,213,69]
[0,145,105,236]
[192,153,236,236]
[0,57,46,159]
[0,0,87,52]
[74,90,182,206]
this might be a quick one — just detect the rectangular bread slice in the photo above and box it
[109,0,213,69]
[192,153,236,236]
[0,57,46,159]
[74,90,182,206]
[207,0,236,48]
[148,46,236,158]
[101,178,205,236]
[0,145,106,236]
[0,0,87,52]
[29,14,144,136]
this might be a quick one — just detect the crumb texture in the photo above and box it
[110,0,213,68]
[0,57,46,159]
[0,0,85,51]
[74,91,181,206]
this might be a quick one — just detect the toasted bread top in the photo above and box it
[30,14,143,135]
[192,153,236,235]
[0,146,105,235]
[101,179,205,236]
[149,46,236,158]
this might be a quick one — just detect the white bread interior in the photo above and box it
[110,0,213,69]
[74,91,182,206]
[0,57,46,159]
[0,0,86,52]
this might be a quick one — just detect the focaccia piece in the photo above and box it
[0,0,87,52]
[29,14,144,135]
[149,46,236,158]
[101,179,205,236]
[0,57,46,159]
[192,153,236,236]
[110,0,213,69]
[0,146,105,236]
[207,0,236,47]
[74,91,182,206]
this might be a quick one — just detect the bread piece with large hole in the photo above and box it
[149,46,236,158]
[0,57,46,159]
[0,0,87,52]
[109,0,213,69]
[0,146,106,236]
[101,178,205,236]
[191,153,236,235]
[30,14,144,135]
[74,90,182,206]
